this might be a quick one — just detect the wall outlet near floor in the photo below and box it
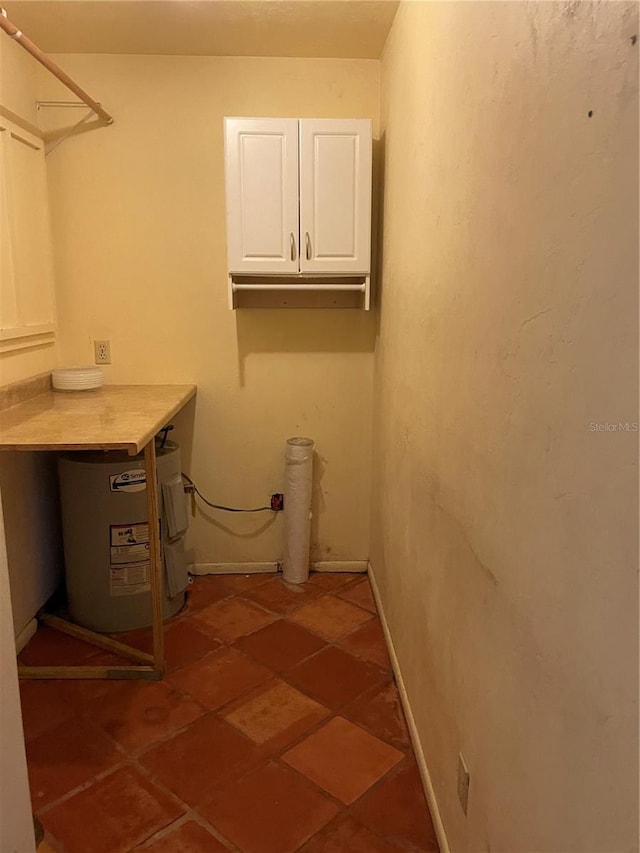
[457,752,470,815]
[94,340,111,364]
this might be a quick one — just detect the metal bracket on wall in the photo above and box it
[36,101,95,157]
[37,101,108,155]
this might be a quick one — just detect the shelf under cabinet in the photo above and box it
[228,274,370,310]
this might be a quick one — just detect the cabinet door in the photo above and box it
[224,118,299,274]
[299,119,372,275]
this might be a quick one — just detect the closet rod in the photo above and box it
[0,9,113,124]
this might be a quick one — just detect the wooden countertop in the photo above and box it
[0,384,196,454]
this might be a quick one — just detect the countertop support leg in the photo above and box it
[144,439,165,677]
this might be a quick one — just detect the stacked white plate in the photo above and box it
[52,367,104,391]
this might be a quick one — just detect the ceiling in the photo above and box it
[2,0,400,59]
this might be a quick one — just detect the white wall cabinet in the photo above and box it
[224,117,372,309]
[0,116,56,352]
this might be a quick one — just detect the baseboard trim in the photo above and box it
[368,562,451,853]
[189,560,369,576]
[15,618,37,654]
[189,562,278,576]
[310,560,368,573]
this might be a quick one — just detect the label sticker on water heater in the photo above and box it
[110,522,150,563]
[109,522,151,595]
[110,469,146,493]
[110,523,149,548]
[110,562,150,596]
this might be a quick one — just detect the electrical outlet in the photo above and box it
[94,340,111,364]
[457,753,470,816]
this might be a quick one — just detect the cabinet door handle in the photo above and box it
[290,232,297,262]
[305,232,312,261]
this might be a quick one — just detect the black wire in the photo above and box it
[181,472,273,513]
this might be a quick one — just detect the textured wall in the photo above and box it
[0,25,37,125]
[0,489,35,851]
[372,2,638,851]
[0,33,52,852]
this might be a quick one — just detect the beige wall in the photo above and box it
[0,29,37,126]
[0,30,50,851]
[372,2,638,852]
[0,31,57,386]
[39,55,378,568]
[0,490,35,852]
[0,35,62,637]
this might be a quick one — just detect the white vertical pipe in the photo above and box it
[283,437,314,584]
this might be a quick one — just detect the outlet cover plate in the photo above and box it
[94,340,111,364]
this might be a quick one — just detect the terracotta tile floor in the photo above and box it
[20,572,439,852]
